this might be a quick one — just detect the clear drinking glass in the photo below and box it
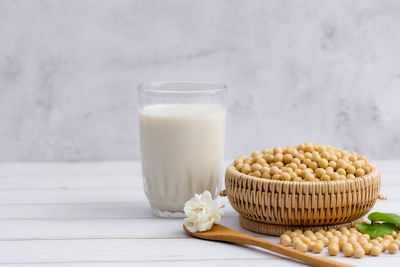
[138,81,227,217]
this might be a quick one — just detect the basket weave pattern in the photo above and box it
[225,165,381,226]
[239,215,365,236]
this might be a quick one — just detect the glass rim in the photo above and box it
[137,81,227,95]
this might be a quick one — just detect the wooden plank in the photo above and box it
[0,238,282,263]
[0,215,270,240]
[0,259,303,267]
[0,197,238,220]
[0,258,397,267]
[0,238,398,265]
[0,162,140,177]
[0,175,396,219]
[0,160,397,193]
[0,162,143,189]
[0,181,398,205]
[0,199,397,240]
[0,160,397,191]
[0,258,305,267]
[0,258,398,267]
[0,202,153,220]
[0,188,147,204]
[0,197,396,221]
[0,175,141,190]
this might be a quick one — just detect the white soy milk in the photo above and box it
[139,104,225,213]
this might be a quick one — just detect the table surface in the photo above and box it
[0,160,399,267]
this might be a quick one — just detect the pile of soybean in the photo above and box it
[280,227,400,258]
[234,143,374,182]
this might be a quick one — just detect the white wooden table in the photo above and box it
[0,160,399,266]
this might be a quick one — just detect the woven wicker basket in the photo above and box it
[224,164,381,236]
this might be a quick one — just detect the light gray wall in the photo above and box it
[1,0,400,161]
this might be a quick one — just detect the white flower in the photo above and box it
[183,191,224,233]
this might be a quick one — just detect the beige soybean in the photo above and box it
[292,237,302,246]
[384,234,394,241]
[304,230,314,237]
[381,240,390,251]
[370,239,380,246]
[309,235,318,242]
[349,228,358,234]
[343,243,354,257]
[321,237,330,246]
[328,243,339,256]
[307,241,316,252]
[280,234,291,246]
[388,243,399,254]
[252,170,261,177]
[361,234,371,241]
[357,237,368,246]
[289,232,298,239]
[295,242,308,252]
[313,240,324,253]
[330,237,339,243]
[314,232,324,239]
[354,247,365,258]
[339,240,347,250]
[324,232,334,239]
[363,242,373,254]
[333,231,342,238]
[370,245,382,256]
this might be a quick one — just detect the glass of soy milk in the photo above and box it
[138,81,227,217]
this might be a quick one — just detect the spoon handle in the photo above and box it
[222,230,351,267]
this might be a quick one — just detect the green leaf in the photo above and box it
[368,212,400,227]
[357,222,397,238]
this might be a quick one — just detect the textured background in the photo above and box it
[1,0,400,161]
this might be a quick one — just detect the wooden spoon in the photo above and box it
[184,224,351,267]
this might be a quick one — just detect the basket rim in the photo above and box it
[226,164,379,188]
